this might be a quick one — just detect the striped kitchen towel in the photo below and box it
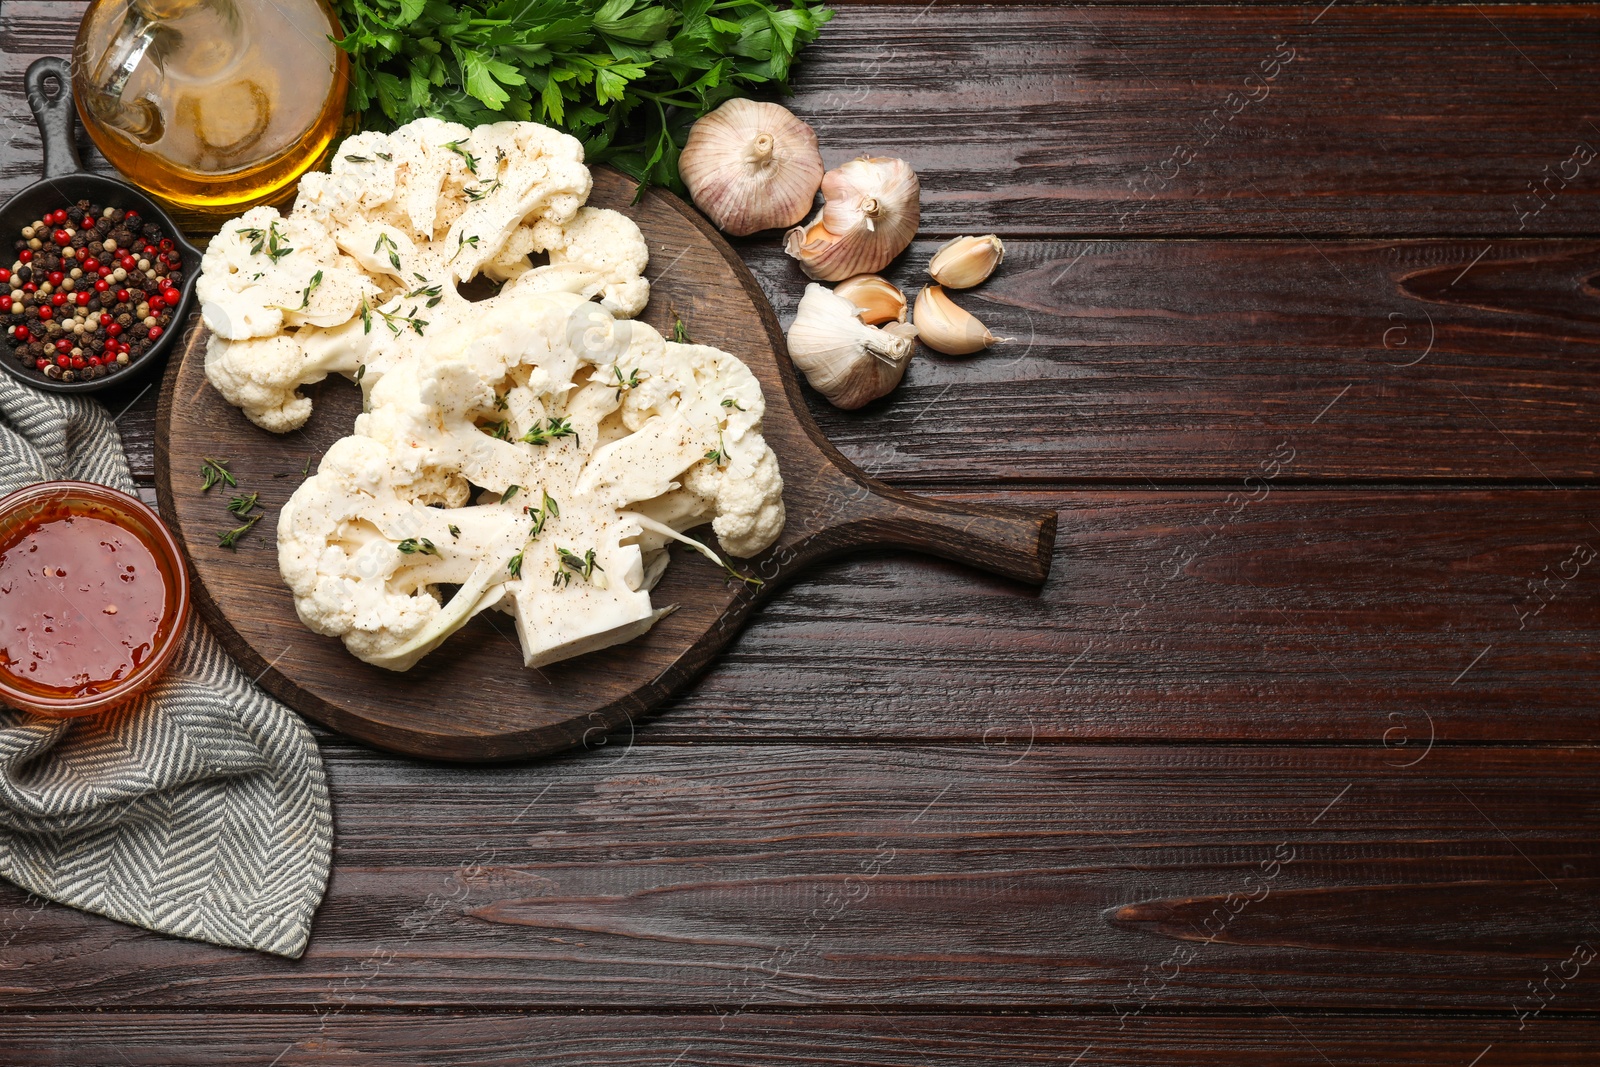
[0,376,332,957]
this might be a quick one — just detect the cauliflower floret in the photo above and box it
[714,447,785,557]
[279,436,529,671]
[198,207,379,340]
[204,316,373,432]
[510,208,651,317]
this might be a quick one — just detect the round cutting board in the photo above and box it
[155,168,1056,762]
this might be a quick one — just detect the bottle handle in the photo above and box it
[24,58,83,181]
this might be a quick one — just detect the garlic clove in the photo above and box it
[913,284,1003,356]
[784,156,920,281]
[928,234,1004,289]
[786,283,917,410]
[833,273,908,325]
[680,99,825,236]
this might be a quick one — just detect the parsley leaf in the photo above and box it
[331,0,833,192]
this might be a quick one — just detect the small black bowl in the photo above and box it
[0,56,202,395]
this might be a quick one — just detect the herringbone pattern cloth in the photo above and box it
[0,376,332,957]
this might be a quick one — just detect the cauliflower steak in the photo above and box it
[200,118,785,672]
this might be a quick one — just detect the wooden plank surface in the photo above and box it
[6,5,1600,238]
[4,0,1600,1061]
[2,1013,1595,1066]
[652,488,1600,743]
[1,742,1597,1011]
[753,239,1600,484]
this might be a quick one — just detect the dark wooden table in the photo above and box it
[5,1,1600,1062]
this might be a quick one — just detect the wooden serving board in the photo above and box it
[154,168,1056,762]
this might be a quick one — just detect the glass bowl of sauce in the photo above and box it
[0,481,189,717]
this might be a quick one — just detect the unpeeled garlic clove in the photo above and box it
[913,285,1003,356]
[928,234,1004,289]
[787,283,917,410]
[680,99,825,236]
[784,157,920,281]
[832,273,908,325]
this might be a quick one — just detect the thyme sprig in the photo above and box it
[200,458,235,492]
[524,490,560,538]
[443,138,479,174]
[612,365,645,398]
[226,491,260,517]
[297,269,324,309]
[217,514,262,550]
[553,546,601,587]
[396,537,440,556]
[522,417,577,446]
[374,232,403,272]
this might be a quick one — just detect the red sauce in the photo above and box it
[0,506,173,698]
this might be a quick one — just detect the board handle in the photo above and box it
[822,472,1057,586]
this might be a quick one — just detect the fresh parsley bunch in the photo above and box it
[331,0,833,191]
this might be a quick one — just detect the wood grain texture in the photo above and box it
[647,488,1600,743]
[0,742,1597,1010]
[744,238,1600,485]
[154,167,1053,761]
[5,0,1600,1055]
[7,5,1600,237]
[0,1012,1594,1066]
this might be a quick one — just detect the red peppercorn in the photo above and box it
[55,355,69,368]
[159,239,174,252]
[161,287,181,305]
[147,325,163,340]
[21,282,36,293]
[149,296,165,312]
[52,229,70,246]
[34,358,46,370]
[115,289,129,302]
[106,323,122,337]
[75,292,89,306]
[54,339,71,353]
[96,265,111,277]
[87,356,101,367]
[94,279,109,292]
[49,292,65,307]
[99,313,112,326]
[18,250,31,263]
[79,256,97,270]
[50,209,67,225]
[14,326,29,342]
[0,268,10,283]
[70,357,85,369]
[125,210,139,221]
[46,271,63,285]
[36,306,51,321]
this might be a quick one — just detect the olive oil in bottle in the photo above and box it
[73,0,349,217]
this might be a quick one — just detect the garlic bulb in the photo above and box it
[787,283,917,409]
[833,274,908,325]
[914,285,1003,356]
[928,234,1004,288]
[680,99,825,236]
[784,157,920,281]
